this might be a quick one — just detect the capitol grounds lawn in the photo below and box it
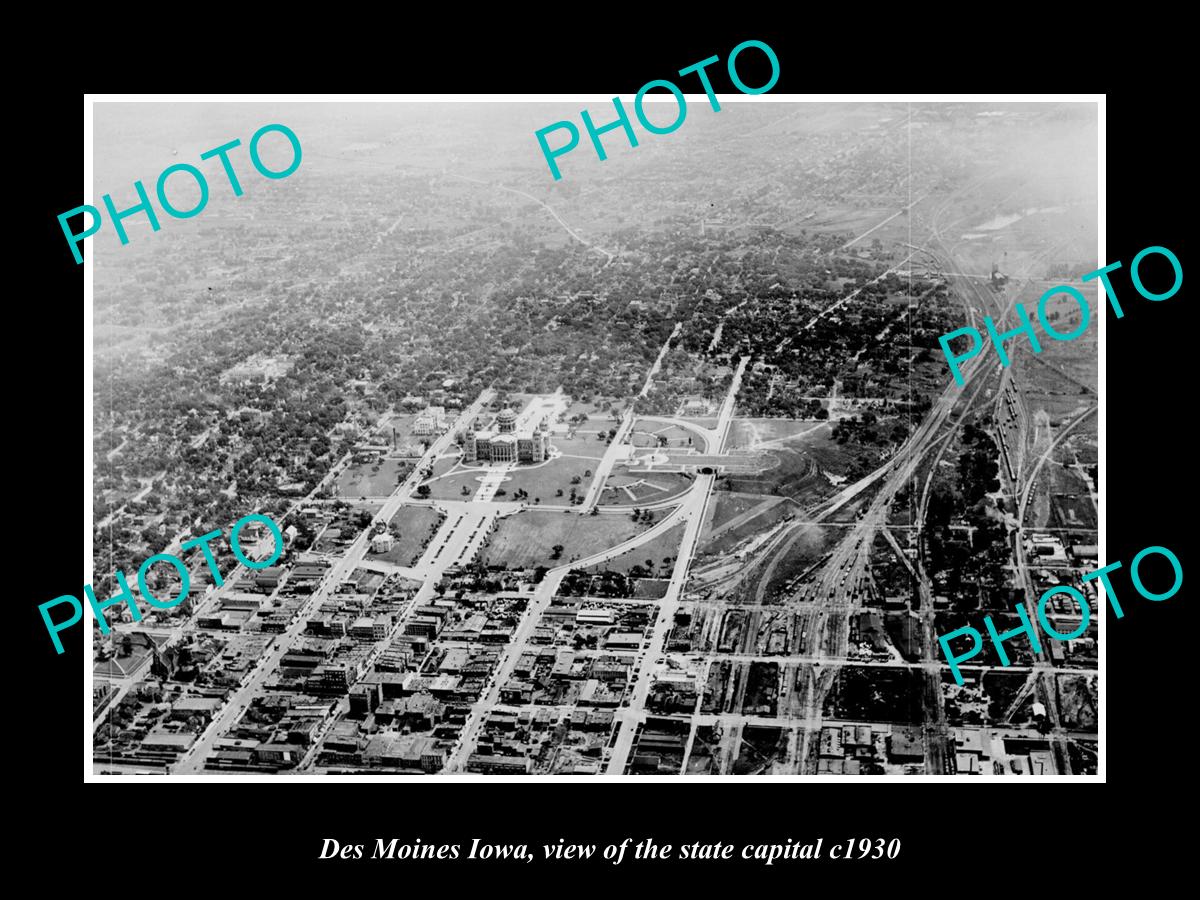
[430,453,460,477]
[423,443,603,503]
[425,468,483,500]
[549,434,607,460]
[495,453,600,503]
[480,509,655,569]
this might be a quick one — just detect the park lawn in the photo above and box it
[336,458,413,498]
[480,510,655,569]
[367,505,446,567]
[631,419,706,451]
[599,470,694,507]
[584,523,685,576]
[569,428,620,446]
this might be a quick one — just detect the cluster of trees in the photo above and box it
[560,570,635,598]
[957,423,1002,505]
[925,420,1008,594]
[93,165,962,608]
[833,411,909,447]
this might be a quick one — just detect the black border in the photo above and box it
[20,24,1192,886]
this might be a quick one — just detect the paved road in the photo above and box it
[171,393,493,773]
[443,480,704,772]
[602,474,714,773]
[777,185,1065,771]
[581,409,635,513]
[603,360,747,772]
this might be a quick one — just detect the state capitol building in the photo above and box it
[462,407,550,464]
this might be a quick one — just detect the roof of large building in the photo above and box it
[497,408,517,423]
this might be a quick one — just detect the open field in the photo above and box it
[726,418,824,450]
[718,448,823,505]
[367,412,425,453]
[698,495,796,558]
[1026,448,1097,530]
[480,510,655,569]
[335,458,412,498]
[1047,463,1097,529]
[584,522,684,576]
[718,427,888,511]
[707,492,771,531]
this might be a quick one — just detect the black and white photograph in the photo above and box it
[84,97,1101,779]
